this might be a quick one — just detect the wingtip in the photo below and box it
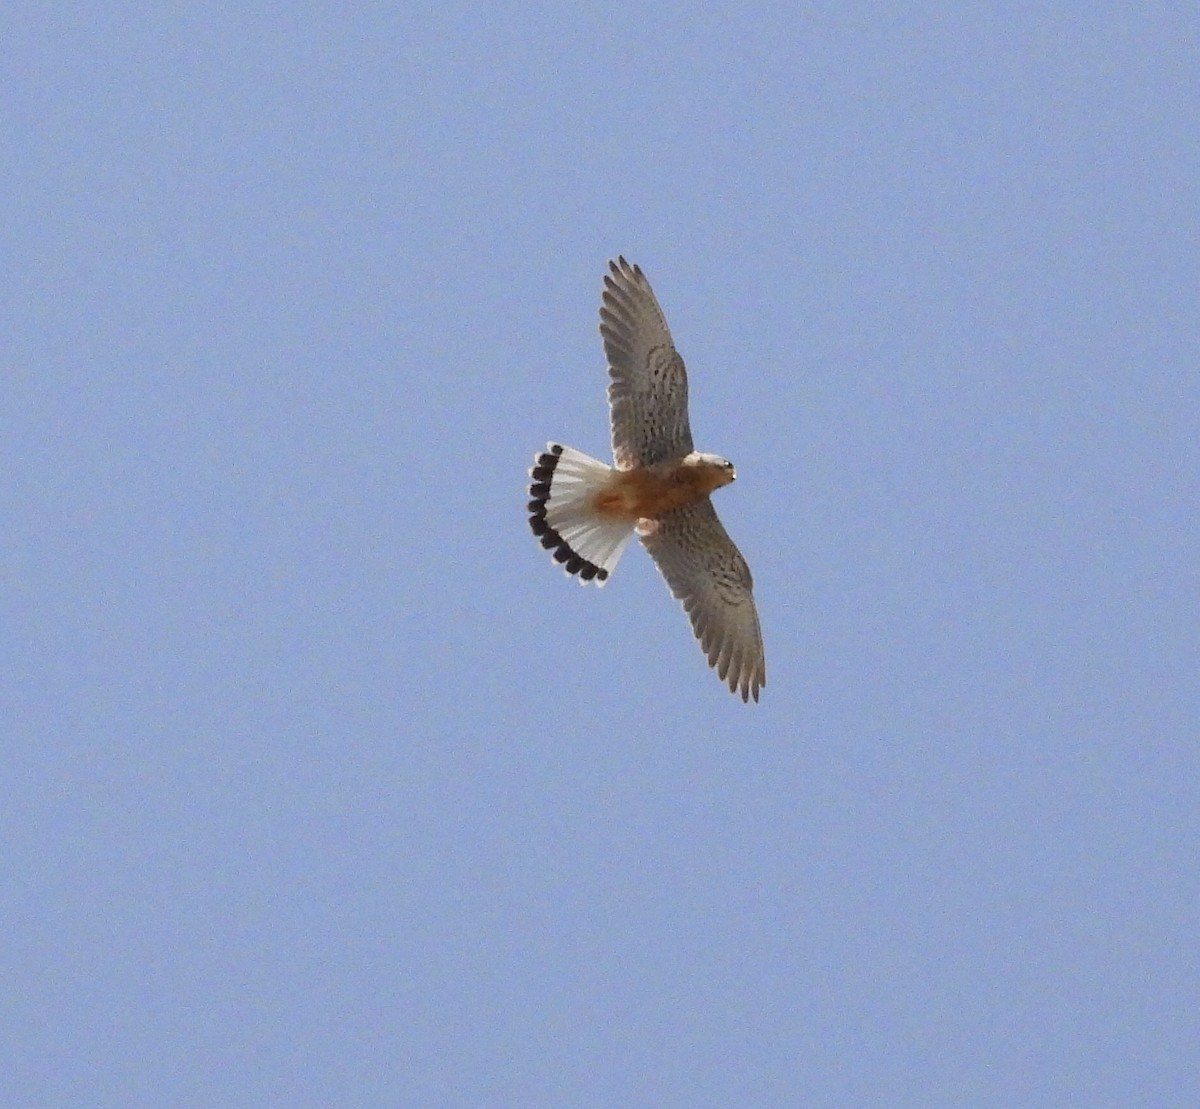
[735,678,762,704]
[608,255,641,280]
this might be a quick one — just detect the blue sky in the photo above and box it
[5,3,1198,1105]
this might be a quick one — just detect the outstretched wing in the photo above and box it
[599,257,694,469]
[641,499,766,703]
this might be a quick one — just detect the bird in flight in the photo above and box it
[527,257,766,702]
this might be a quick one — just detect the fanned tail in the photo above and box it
[527,443,635,585]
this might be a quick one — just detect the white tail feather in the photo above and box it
[527,443,634,585]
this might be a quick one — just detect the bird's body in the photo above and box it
[590,453,735,522]
[527,257,766,702]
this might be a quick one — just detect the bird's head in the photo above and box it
[684,452,737,492]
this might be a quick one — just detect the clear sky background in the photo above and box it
[5,4,1198,1106]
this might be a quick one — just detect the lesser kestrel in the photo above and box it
[527,257,766,702]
